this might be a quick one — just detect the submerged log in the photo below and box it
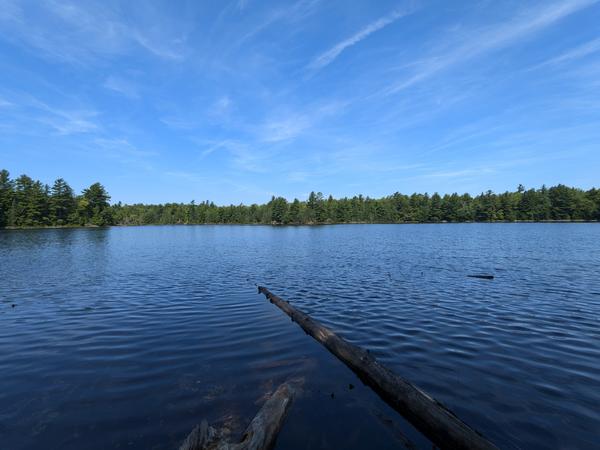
[180,378,302,450]
[258,286,497,450]
[467,275,494,280]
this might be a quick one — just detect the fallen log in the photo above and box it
[258,286,497,450]
[180,378,302,450]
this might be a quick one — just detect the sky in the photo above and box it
[1,0,599,204]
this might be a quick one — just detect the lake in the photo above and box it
[1,224,599,449]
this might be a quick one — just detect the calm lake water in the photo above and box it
[1,224,599,449]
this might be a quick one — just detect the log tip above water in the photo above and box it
[467,274,495,280]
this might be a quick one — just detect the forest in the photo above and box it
[1,169,599,228]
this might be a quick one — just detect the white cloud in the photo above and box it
[160,116,199,130]
[0,0,188,64]
[384,0,599,95]
[211,96,233,117]
[425,168,494,179]
[257,101,345,143]
[539,37,600,67]
[103,76,139,98]
[309,7,413,71]
[235,0,321,47]
[42,110,99,135]
[94,138,157,158]
[260,115,312,142]
[196,139,241,158]
[132,32,187,61]
[90,138,157,171]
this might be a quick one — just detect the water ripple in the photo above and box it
[1,224,599,449]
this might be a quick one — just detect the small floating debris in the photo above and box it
[348,383,355,390]
[467,274,494,280]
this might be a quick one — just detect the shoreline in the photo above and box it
[2,219,598,231]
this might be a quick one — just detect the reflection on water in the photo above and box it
[1,224,599,449]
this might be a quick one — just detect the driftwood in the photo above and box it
[467,275,494,280]
[258,286,497,450]
[180,378,302,450]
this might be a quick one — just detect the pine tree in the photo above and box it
[81,182,113,226]
[0,169,13,227]
[50,178,76,225]
[286,199,301,224]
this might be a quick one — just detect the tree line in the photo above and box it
[1,169,599,228]
[0,170,112,227]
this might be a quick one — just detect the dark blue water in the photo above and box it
[1,224,599,449]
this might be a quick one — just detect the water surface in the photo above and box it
[1,224,599,449]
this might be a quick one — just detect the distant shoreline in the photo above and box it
[2,220,598,231]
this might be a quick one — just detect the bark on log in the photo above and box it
[258,286,497,450]
[180,378,302,450]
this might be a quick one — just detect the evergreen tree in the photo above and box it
[287,198,302,224]
[0,170,13,227]
[429,193,443,221]
[269,196,288,224]
[12,175,48,226]
[80,182,113,226]
[307,191,325,223]
[0,168,598,227]
[50,178,76,225]
[475,190,499,221]
[549,184,575,220]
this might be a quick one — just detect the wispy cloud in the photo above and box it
[260,115,312,142]
[0,89,100,135]
[537,37,600,67]
[308,7,413,71]
[92,138,157,171]
[164,170,207,183]
[14,94,101,135]
[235,0,321,47]
[132,32,187,61]
[210,96,233,119]
[194,139,242,158]
[0,0,188,64]
[384,0,599,95]
[94,138,157,158]
[424,168,495,179]
[41,109,99,135]
[103,76,139,98]
[257,101,345,143]
[160,116,199,131]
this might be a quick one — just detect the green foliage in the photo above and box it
[287,199,302,224]
[12,175,49,227]
[0,169,13,228]
[269,196,288,224]
[50,178,76,225]
[80,182,113,226]
[0,169,599,228]
[0,171,114,228]
[104,184,600,226]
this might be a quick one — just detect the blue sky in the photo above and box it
[1,0,599,204]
